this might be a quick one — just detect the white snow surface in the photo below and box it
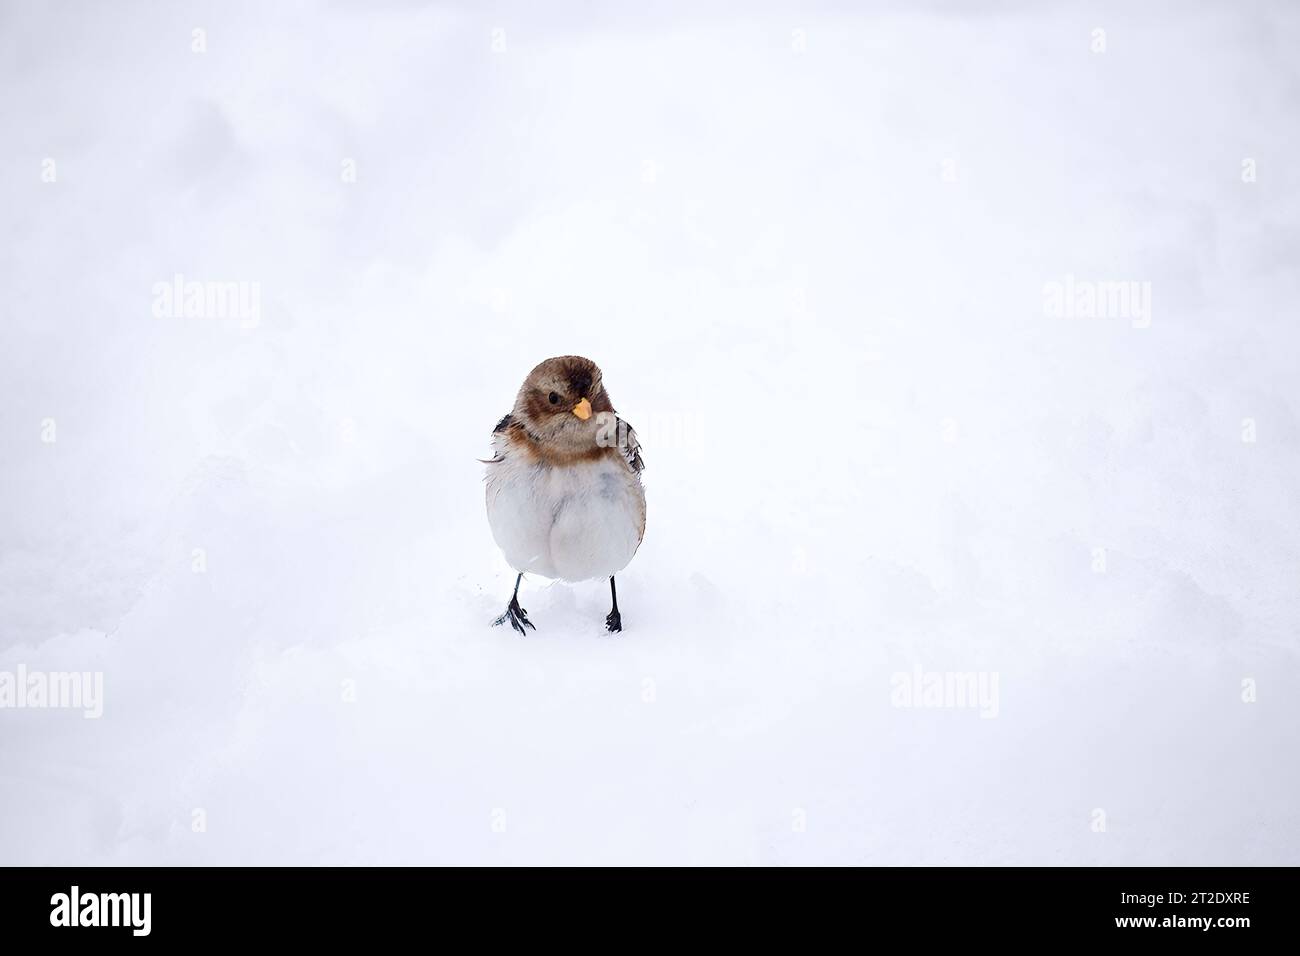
[1,1,1298,865]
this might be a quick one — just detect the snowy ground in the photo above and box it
[2,1,1298,865]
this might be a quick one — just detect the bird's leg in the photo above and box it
[605,575,622,633]
[493,572,535,634]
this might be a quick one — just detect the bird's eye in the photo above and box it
[548,392,560,405]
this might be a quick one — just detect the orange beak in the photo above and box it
[572,397,592,420]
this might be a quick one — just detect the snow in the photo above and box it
[1,1,1298,865]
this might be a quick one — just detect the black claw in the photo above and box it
[605,575,623,633]
[493,573,535,635]
[493,594,535,635]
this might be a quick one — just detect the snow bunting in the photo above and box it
[485,356,646,633]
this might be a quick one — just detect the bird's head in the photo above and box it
[512,355,616,450]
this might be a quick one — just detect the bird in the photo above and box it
[484,356,645,634]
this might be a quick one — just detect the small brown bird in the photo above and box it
[484,356,646,633]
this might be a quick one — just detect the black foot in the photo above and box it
[493,596,536,635]
[605,608,622,633]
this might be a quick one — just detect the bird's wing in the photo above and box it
[617,417,645,475]
[482,413,513,463]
